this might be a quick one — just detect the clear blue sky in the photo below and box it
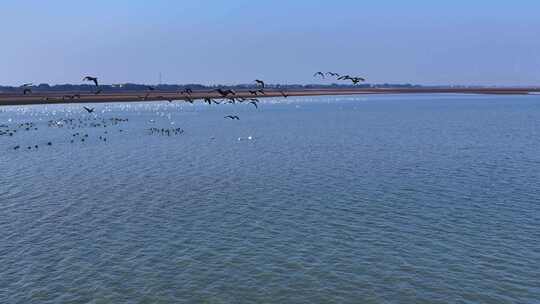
[1,0,539,86]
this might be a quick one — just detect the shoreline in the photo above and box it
[1,87,538,106]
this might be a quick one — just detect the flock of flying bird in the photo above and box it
[19,71,365,119]
[313,71,366,84]
[6,72,365,151]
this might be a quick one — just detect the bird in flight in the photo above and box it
[249,101,259,109]
[313,72,325,78]
[326,72,340,77]
[280,91,289,98]
[181,88,193,95]
[350,77,365,84]
[215,89,236,97]
[203,98,213,105]
[255,79,265,88]
[83,76,99,86]
[249,90,259,95]
[338,75,366,84]
[21,83,33,87]
[224,115,240,120]
[83,106,95,113]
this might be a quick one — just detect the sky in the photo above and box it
[1,0,539,86]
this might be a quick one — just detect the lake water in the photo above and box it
[1,94,539,303]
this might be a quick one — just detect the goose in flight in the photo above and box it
[313,72,325,78]
[326,72,340,77]
[215,89,236,97]
[224,115,240,120]
[338,75,366,84]
[83,76,99,86]
[249,101,259,109]
[350,77,365,84]
[83,106,95,113]
[184,96,195,104]
[204,98,213,105]
[255,79,265,88]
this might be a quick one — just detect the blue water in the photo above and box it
[1,94,539,303]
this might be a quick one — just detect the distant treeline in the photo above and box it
[0,83,423,93]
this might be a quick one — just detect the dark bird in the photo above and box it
[313,72,325,78]
[249,101,259,109]
[326,72,340,77]
[23,88,32,95]
[280,91,289,98]
[224,115,240,120]
[205,98,221,105]
[257,89,266,95]
[337,75,365,83]
[184,96,195,104]
[349,77,365,84]
[182,88,193,95]
[255,79,265,88]
[83,106,95,114]
[204,97,220,105]
[83,76,99,86]
[249,90,259,95]
[215,88,236,97]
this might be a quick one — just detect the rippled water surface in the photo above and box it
[1,94,539,303]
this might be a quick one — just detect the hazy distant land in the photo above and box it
[1,86,539,106]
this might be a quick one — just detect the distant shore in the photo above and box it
[1,87,538,106]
